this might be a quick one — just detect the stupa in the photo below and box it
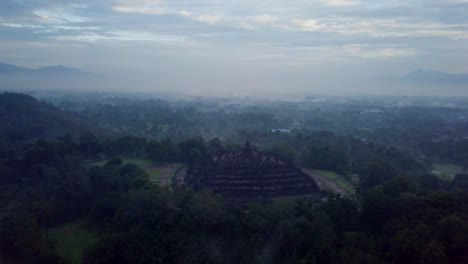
[185,141,321,202]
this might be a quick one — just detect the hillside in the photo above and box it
[0,92,88,144]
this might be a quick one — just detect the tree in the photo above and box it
[360,161,396,191]
[420,241,449,264]
[78,133,102,155]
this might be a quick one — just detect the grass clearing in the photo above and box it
[122,158,151,167]
[49,220,98,264]
[432,163,464,180]
[350,174,360,185]
[147,168,162,184]
[123,159,186,187]
[123,159,162,183]
[314,170,340,180]
[313,169,355,193]
[335,181,354,193]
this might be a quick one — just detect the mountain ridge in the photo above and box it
[0,62,92,76]
[402,69,468,82]
[379,69,468,86]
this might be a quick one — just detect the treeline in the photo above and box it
[74,99,280,141]
[235,130,425,179]
[419,139,468,166]
[1,138,90,263]
[75,133,222,163]
[64,130,427,194]
[44,130,425,183]
[1,137,468,263]
[3,92,466,169]
[0,92,86,144]
[83,176,468,263]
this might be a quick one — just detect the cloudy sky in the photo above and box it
[1,0,468,96]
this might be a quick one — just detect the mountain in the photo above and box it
[0,62,98,91]
[0,62,33,74]
[0,62,92,76]
[398,69,468,85]
[36,65,91,76]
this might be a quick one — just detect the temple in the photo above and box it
[185,141,322,202]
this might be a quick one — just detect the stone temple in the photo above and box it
[185,142,321,202]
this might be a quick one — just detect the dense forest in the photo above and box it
[0,93,86,144]
[1,92,468,263]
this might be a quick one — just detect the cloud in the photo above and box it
[33,8,92,24]
[245,44,418,64]
[1,0,468,96]
[179,12,224,25]
[324,0,360,7]
[251,15,278,24]
[52,30,190,45]
[112,5,169,15]
[2,23,43,29]
[291,19,324,31]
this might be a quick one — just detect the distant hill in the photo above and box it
[0,62,32,74]
[0,62,98,91]
[395,69,468,85]
[401,69,468,84]
[0,92,88,145]
[35,65,91,76]
[0,62,91,76]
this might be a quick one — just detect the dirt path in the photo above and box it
[303,169,350,196]
[150,164,187,187]
[157,166,176,186]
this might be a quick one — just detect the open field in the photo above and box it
[350,174,360,185]
[432,163,464,180]
[313,169,355,193]
[304,169,355,196]
[149,163,187,187]
[49,220,98,264]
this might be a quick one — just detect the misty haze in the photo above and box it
[1,1,468,264]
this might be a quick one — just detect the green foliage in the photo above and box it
[104,136,147,157]
[146,138,178,163]
[49,220,98,264]
[0,92,86,145]
[1,132,467,264]
[0,211,64,264]
[88,161,148,193]
[360,161,397,190]
[452,173,468,191]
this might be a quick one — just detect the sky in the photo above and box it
[1,0,468,96]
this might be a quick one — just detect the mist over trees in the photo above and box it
[2,0,468,261]
[1,92,468,263]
